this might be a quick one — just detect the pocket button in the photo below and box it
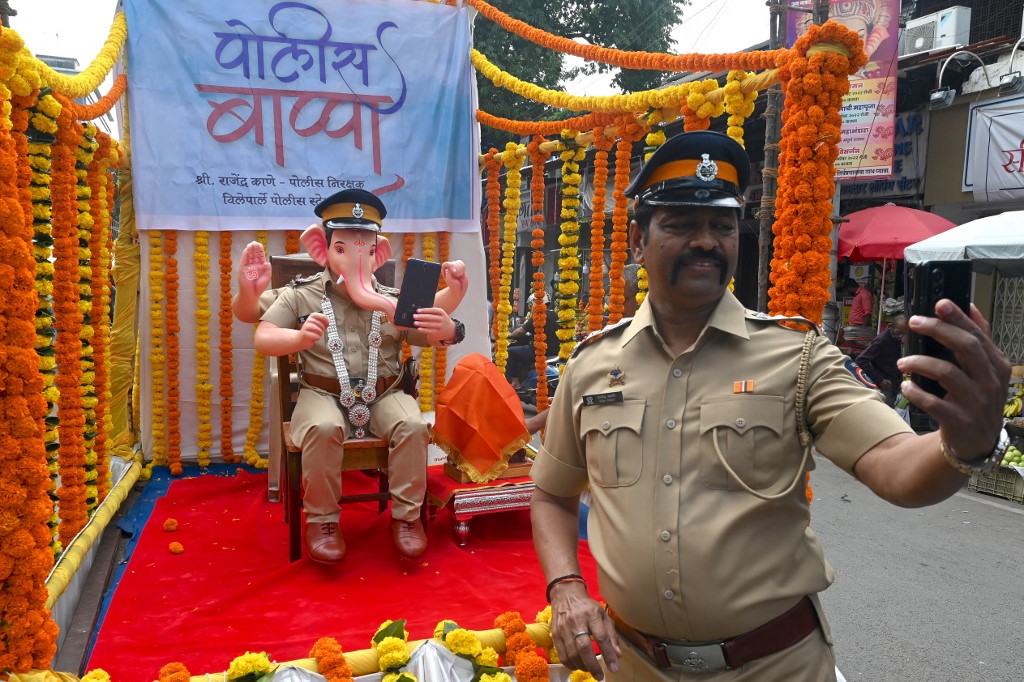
[660,531,671,541]
[662,474,673,484]
[601,421,611,431]
[735,417,746,428]
[666,419,677,429]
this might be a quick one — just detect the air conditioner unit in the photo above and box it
[901,6,972,57]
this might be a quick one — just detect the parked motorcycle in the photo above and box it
[515,357,562,406]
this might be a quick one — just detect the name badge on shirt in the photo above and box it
[582,391,624,406]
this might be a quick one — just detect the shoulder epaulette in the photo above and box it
[375,283,399,296]
[570,317,633,359]
[744,310,820,335]
[288,273,320,288]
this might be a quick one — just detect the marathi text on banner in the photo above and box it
[964,95,1024,203]
[124,0,479,233]
[788,0,900,181]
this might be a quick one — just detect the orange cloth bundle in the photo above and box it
[432,353,530,483]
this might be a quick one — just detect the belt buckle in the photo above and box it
[662,642,729,674]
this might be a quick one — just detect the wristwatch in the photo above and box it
[940,428,1010,475]
[440,318,465,347]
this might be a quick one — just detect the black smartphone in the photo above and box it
[905,260,972,398]
[394,258,442,327]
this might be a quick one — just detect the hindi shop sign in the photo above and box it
[964,94,1024,203]
[123,0,480,232]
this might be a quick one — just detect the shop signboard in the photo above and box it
[963,93,1024,203]
[787,0,900,180]
[840,109,928,198]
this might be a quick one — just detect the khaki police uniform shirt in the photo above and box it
[259,270,429,381]
[532,291,913,643]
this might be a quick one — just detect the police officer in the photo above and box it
[255,189,464,564]
[530,130,1010,680]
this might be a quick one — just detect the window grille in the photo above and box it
[992,275,1024,364]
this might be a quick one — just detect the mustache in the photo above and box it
[669,250,730,285]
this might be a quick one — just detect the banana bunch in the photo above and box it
[1004,393,1023,418]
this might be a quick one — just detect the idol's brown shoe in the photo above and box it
[306,521,346,563]
[390,519,427,558]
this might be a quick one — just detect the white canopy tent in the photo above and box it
[904,211,1024,275]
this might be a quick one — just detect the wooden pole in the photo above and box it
[756,0,786,312]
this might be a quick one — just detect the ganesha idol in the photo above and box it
[245,187,469,563]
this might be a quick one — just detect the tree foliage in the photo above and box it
[473,0,689,151]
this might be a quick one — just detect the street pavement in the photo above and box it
[811,458,1024,682]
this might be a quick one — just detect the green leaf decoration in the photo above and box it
[373,619,408,645]
[470,664,502,682]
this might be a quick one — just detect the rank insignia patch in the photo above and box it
[609,366,625,386]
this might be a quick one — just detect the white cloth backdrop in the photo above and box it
[137,229,490,462]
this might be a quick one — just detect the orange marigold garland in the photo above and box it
[494,142,523,374]
[483,149,502,342]
[285,229,301,254]
[158,662,191,682]
[527,136,551,411]
[494,611,535,667]
[52,99,89,545]
[607,119,643,325]
[769,22,866,323]
[586,127,612,333]
[0,45,60,670]
[419,232,437,412]
[244,231,270,469]
[147,230,168,475]
[556,131,585,359]
[164,230,183,475]
[218,231,239,463]
[310,637,355,682]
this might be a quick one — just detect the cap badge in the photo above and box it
[608,365,625,387]
[352,203,364,219]
[696,153,719,182]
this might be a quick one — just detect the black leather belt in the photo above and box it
[608,597,820,674]
[300,372,399,401]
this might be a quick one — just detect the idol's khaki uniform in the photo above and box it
[261,271,430,524]
[533,291,913,680]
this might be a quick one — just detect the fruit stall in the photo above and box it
[970,370,1024,504]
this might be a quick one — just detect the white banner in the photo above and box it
[964,93,1024,203]
[123,0,480,232]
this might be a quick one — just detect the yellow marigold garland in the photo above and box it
[195,231,213,467]
[769,22,866,323]
[87,130,113,502]
[244,231,270,468]
[76,124,100,509]
[218,231,239,463]
[418,232,437,412]
[724,71,759,148]
[556,132,586,359]
[0,40,60,669]
[52,98,89,545]
[164,230,183,475]
[148,230,168,475]
[24,91,62,554]
[434,230,450,398]
[372,620,416,681]
[494,142,523,374]
[526,136,551,411]
[29,13,128,100]
[226,651,275,680]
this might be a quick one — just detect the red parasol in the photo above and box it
[838,204,956,261]
[432,353,530,483]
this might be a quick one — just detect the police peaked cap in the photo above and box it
[314,188,387,231]
[626,130,750,209]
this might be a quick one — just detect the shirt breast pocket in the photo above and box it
[699,395,785,491]
[580,400,645,488]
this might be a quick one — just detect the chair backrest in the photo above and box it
[269,254,322,423]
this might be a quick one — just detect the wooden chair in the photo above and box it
[269,254,391,563]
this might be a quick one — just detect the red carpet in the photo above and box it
[86,470,600,680]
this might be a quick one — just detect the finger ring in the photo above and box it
[573,631,589,639]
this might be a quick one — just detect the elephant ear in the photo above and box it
[374,236,393,271]
[300,223,328,266]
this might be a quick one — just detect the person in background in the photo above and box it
[622,263,642,318]
[530,130,1010,680]
[855,314,909,406]
[845,276,874,328]
[506,293,559,389]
